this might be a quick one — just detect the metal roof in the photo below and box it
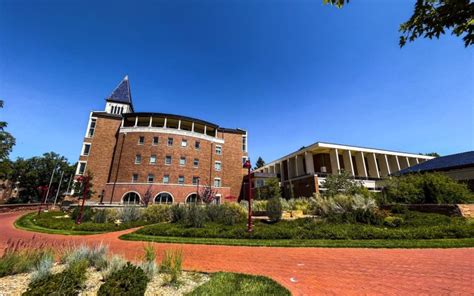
[398,151,474,175]
[106,76,132,104]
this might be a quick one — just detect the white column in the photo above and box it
[178,120,181,130]
[163,118,167,128]
[304,151,315,174]
[134,116,138,127]
[395,156,401,171]
[191,122,195,132]
[149,116,153,127]
[342,150,355,176]
[329,149,340,174]
[367,153,380,179]
[121,118,124,128]
[354,151,368,178]
[376,154,390,177]
[204,125,207,135]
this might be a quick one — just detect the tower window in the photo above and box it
[181,139,188,147]
[215,145,222,155]
[178,175,185,184]
[150,154,157,164]
[82,143,91,156]
[147,174,154,183]
[77,162,86,175]
[163,174,170,184]
[214,161,222,171]
[165,155,172,165]
[167,137,174,146]
[195,141,200,149]
[132,174,139,183]
[153,137,159,145]
[179,157,186,166]
[138,136,145,145]
[193,158,199,167]
[214,178,221,188]
[87,118,96,138]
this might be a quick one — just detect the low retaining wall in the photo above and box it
[0,203,53,214]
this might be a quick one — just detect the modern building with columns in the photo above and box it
[254,142,434,198]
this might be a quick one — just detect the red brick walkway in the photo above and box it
[1,212,473,295]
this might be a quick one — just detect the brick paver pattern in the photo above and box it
[0,212,473,295]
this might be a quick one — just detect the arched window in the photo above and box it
[122,192,140,204]
[154,192,174,204]
[185,193,202,204]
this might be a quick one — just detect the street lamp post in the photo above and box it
[243,159,252,232]
[37,185,49,216]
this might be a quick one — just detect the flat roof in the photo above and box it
[258,141,435,169]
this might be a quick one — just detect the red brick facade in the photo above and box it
[77,113,247,204]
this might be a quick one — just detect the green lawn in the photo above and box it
[15,211,146,235]
[122,211,474,248]
[186,272,290,296]
[121,233,474,248]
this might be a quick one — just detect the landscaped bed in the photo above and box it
[15,208,152,235]
[122,210,474,248]
[0,241,290,296]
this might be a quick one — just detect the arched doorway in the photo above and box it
[154,192,174,204]
[122,191,141,204]
[185,193,202,204]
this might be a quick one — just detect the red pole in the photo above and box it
[76,176,89,225]
[37,186,48,216]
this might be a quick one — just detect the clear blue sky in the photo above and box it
[1,0,472,165]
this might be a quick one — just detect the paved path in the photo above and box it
[1,212,473,295]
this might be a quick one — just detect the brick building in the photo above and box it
[76,77,248,204]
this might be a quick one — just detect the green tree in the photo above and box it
[323,0,473,47]
[421,152,441,157]
[255,178,282,200]
[72,172,95,200]
[254,157,265,169]
[321,170,368,197]
[9,152,75,202]
[0,100,16,178]
[382,173,473,204]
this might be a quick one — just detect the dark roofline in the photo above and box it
[123,112,219,128]
[91,111,123,120]
[218,127,246,134]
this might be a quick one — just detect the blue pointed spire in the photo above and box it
[107,75,132,104]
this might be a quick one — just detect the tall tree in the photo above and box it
[9,152,75,202]
[254,157,265,169]
[421,152,441,157]
[323,0,473,47]
[0,100,16,178]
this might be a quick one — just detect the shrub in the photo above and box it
[391,204,408,214]
[70,206,94,222]
[383,173,474,204]
[142,204,171,223]
[220,203,247,225]
[287,197,318,214]
[170,204,186,223]
[139,243,158,280]
[105,209,119,222]
[93,209,108,223]
[313,194,383,225]
[0,245,51,278]
[160,249,183,285]
[252,200,268,212]
[321,170,368,197]
[24,259,88,296]
[279,198,291,211]
[30,253,54,284]
[101,255,126,281]
[98,262,149,296]
[384,216,404,228]
[266,197,282,222]
[64,244,108,270]
[119,206,142,222]
[184,205,207,228]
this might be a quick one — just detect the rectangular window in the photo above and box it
[138,136,145,145]
[163,174,169,184]
[132,173,138,183]
[181,139,188,147]
[153,137,159,145]
[214,178,221,188]
[179,157,186,166]
[242,156,248,164]
[242,135,247,152]
[135,154,142,164]
[193,158,199,167]
[215,145,222,155]
[77,162,86,175]
[165,155,172,165]
[167,137,173,146]
[178,175,185,184]
[87,118,96,138]
[82,143,91,156]
[195,141,200,149]
[147,174,154,183]
[192,176,199,185]
[214,161,222,171]
[150,154,157,164]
